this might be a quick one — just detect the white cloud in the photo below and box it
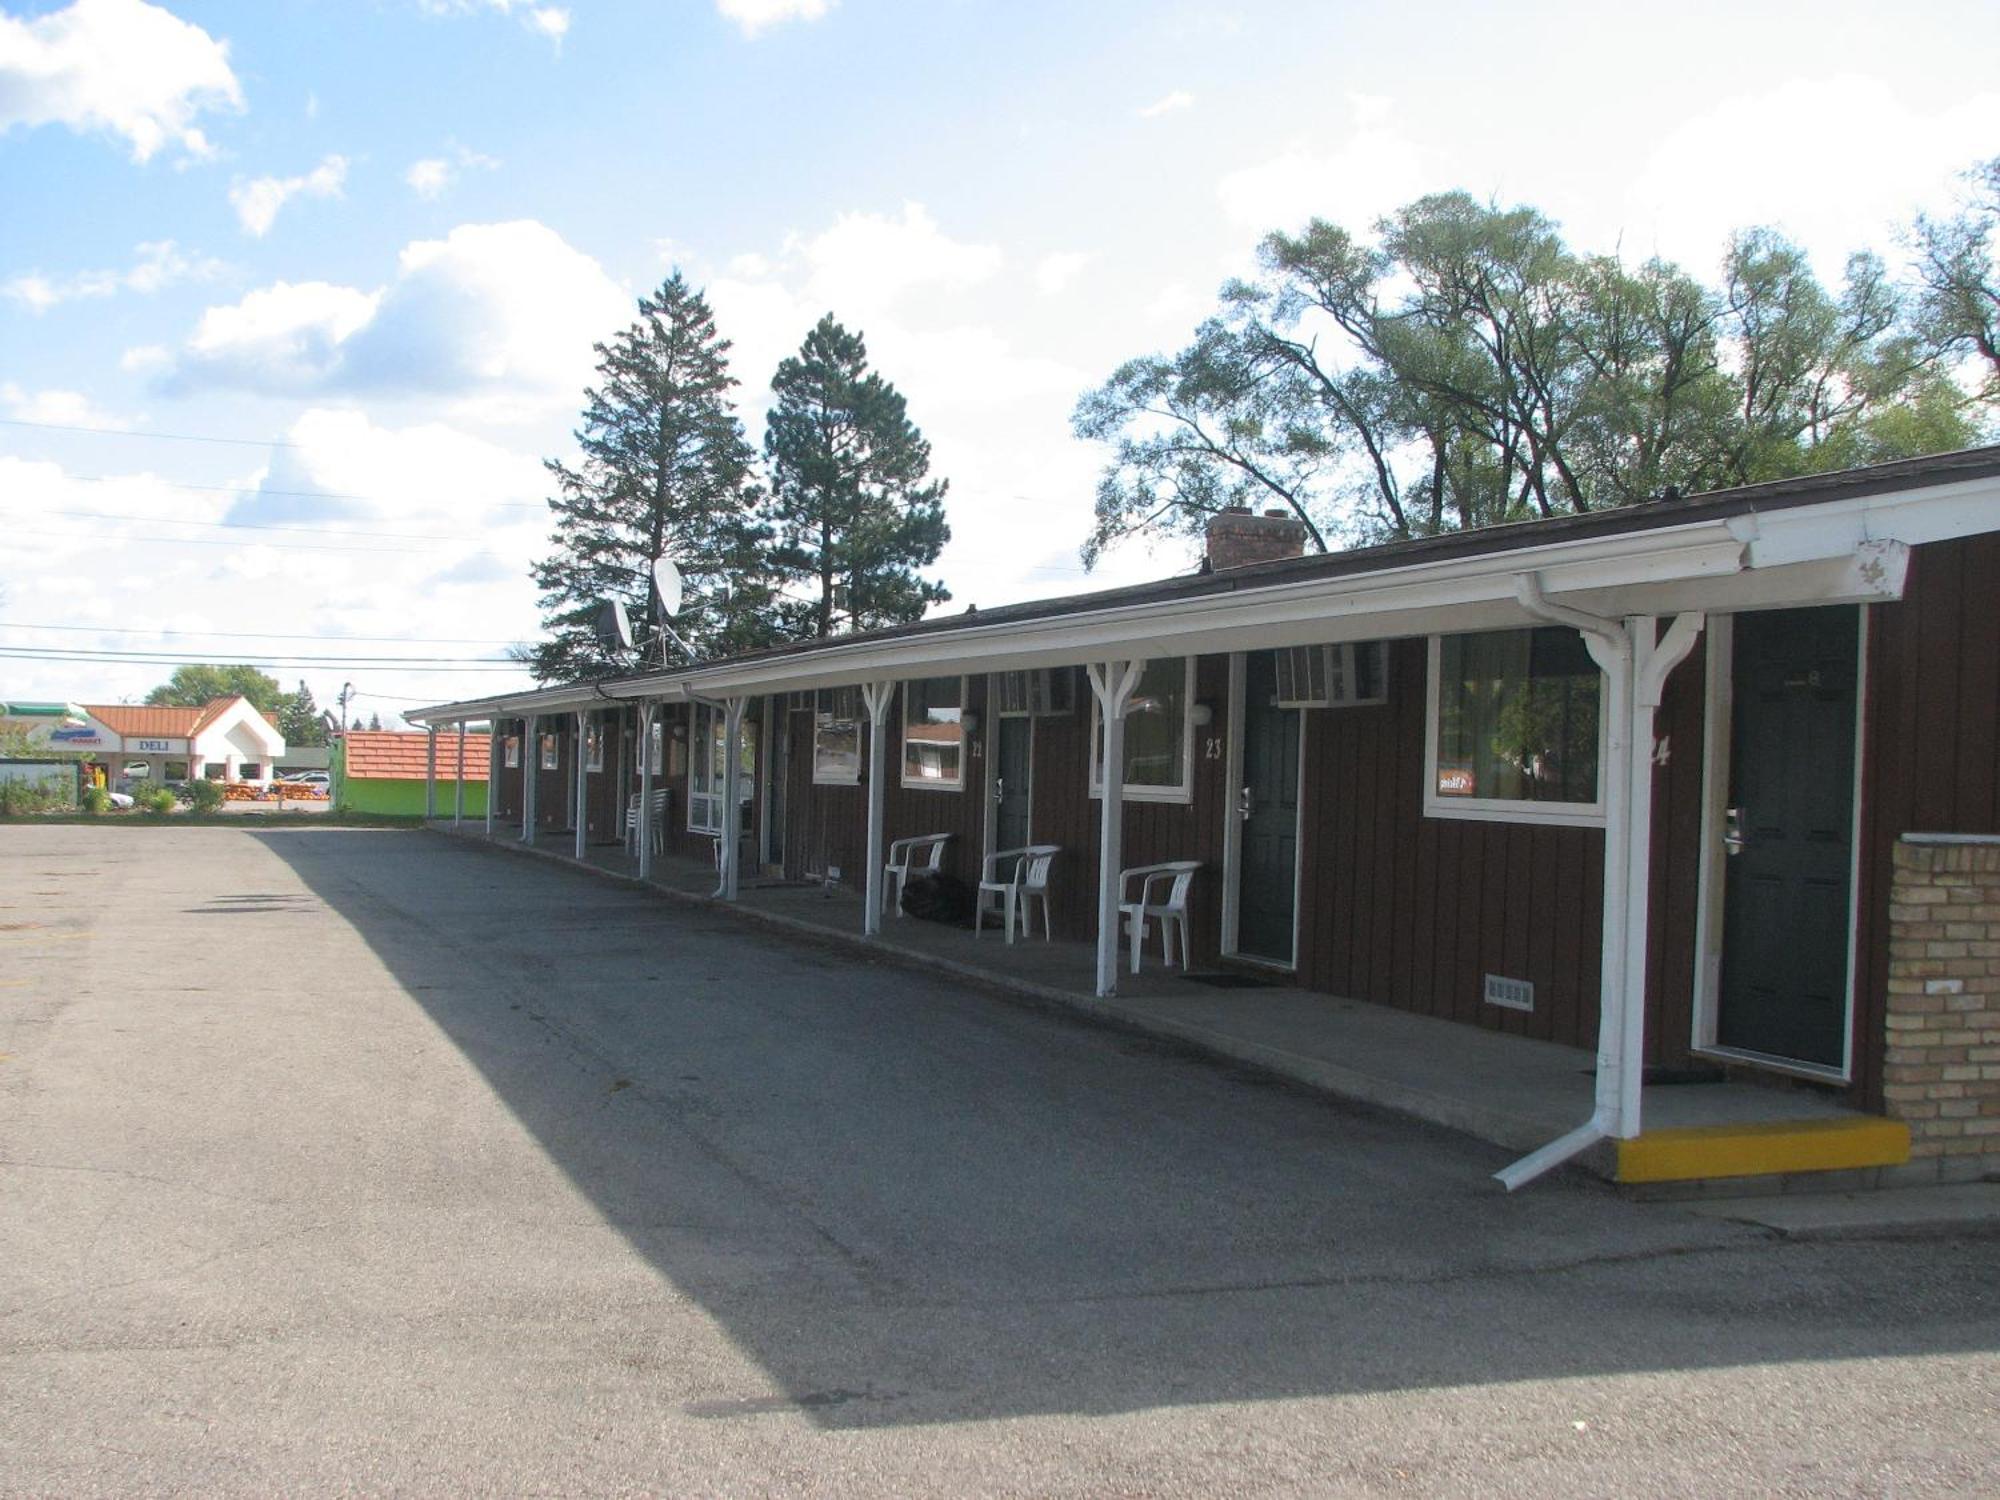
[173,280,381,392]
[718,0,834,39]
[791,202,1004,321]
[230,154,349,238]
[1620,76,2000,281]
[0,0,241,162]
[1217,93,1433,232]
[1035,251,1094,295]
[403,142,500,199]
[0,383,127,428]
[3,239,226,312]
[158,220,628,415]
[0,416,549,712]
[418,0,571,47]
[1137,90,1193,119]
[406,158,451,198]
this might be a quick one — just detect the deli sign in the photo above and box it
[133,737,185,754]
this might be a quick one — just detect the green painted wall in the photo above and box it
[331,745,488,816]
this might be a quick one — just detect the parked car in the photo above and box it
[280,771,331,788]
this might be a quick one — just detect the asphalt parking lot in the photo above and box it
[2,825,1997,1496]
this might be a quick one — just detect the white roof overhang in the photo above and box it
[408,467,1993,716]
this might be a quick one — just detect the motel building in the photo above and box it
[411,447,2000,1192]
[58,697,286,786]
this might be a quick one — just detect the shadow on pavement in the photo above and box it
[249,827,2000,1430]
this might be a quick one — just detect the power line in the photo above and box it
[0,620,523,646]
[0,643,517,665]
[0,416,305,449]
[0,652,527,673]
[10,526,417,557]
[67,474,547,514]
[19,503,481,545]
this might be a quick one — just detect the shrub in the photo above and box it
[0,773,74,815]
[140,786,178,815]
[186,779,225,814]
[80,786,113,815]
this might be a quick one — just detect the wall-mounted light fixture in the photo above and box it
[1190,701,1215,728]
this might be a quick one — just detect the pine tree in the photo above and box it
[277,680,327,746]
[761,315,950,638]
[528,273,770,681]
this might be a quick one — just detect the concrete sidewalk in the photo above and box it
[427,819,1957,1200]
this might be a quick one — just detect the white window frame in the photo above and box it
[1090,656,1197,805]
[503,734,521,770]
[812,687,862,786]
[538,733,559,772]
[995,668,1076,718]
[646,718,663,778]
[585,719,605,774]
[1423,631,1607,827]
[900,675,967,792]
[688,701,724,834]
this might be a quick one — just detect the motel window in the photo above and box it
[813,687,862,785]
[1090,657,1195,804]
[1425,628,1605,825]
[689,702,725,834]
[503,735,521,770]
[901,677,965,790]
[538,733,559,771]
[585,720,605,774]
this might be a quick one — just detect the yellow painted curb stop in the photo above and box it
[1617,1117,1911,1183]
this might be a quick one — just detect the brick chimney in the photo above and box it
[1205,506,1307,570]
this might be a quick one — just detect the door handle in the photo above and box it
[993,776,1004,802]
[1238,785,1253,820]
[1724,806,1747,857]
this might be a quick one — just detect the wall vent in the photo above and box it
[1484,974,1534,1012]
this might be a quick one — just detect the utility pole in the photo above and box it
[337,681,356,732]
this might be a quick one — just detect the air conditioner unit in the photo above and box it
[1271,642,1389,708]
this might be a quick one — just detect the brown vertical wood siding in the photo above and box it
[506,531,1994,1116]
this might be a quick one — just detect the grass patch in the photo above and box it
[0,810,429,829]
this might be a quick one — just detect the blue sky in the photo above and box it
[2,0,1996,722]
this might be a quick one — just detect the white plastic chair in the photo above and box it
[884,833,951,917]
[1118,860,1200,973]
[976,844,1059,944]
[624,788,668,856]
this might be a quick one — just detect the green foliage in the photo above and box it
[760,314,950,638]
[80,786,112,815]
[1077,179,1991,563]
[529,273,775,682]
[186,779,224,814]
[1912,156,2000,408]
[145,664,286,711]
[138,786,178,815]
[0,771,74,815]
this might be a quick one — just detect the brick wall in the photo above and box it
[1884,834,2000,1178]
[1204,508,1306,570]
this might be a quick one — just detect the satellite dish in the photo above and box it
[594,597,634,652]
[652,556,684,620]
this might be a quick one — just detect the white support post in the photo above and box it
[1087,660,1143,999]
[521,715,538,842]
[861,681,896,935]
[484,721,499,837]
[424,727,437,820]
[718,697,747,900]
[637,701,655,881]
[453,725,467,826]
[573,710,588,861]
[1497,576,1705,1190]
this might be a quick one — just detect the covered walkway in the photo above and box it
[430,818,1889,1192]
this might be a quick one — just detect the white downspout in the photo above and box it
[861,681,895,935]
[1495,574,1703,1191]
